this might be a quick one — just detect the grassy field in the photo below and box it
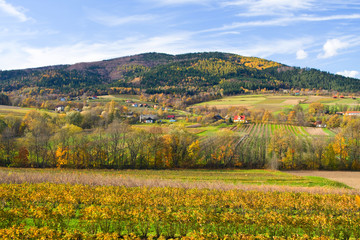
[0,105,33,117]
[194,94,359,112]
[96,94,141,102]
[0,168,359,239]
[0,105,58,117]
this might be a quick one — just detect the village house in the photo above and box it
[234,115,247,123]
[140,114,159,123]
[345,111,360,117]
[55,105,65,112]
[315,120,327,128]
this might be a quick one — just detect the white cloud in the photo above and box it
[0,32,196,70]
[90,14,157,27]
[204,14,360,32]
[222,0,314,16]
[0,0,29,22]
[318,39,349,59]
[336,70,359,78]
[296,49,308,59]
[235,37,313,58]
[149,0,211,5]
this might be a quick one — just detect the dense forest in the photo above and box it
[0,52,359,95]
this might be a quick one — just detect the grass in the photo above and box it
[323,128,336,137]
[0,168,351,190]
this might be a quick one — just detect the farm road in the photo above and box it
[286,171,360,189]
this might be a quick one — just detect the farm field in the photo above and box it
[0,168,359,239]
[0,105,33,117]
[0,105,58,117]
[193,94,359,112]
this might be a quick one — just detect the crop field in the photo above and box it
[0,168,359,239]
[194,94,359,112]
[235,123,333,137]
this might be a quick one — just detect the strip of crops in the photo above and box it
[0,183,359,239]
[299,126,310,136]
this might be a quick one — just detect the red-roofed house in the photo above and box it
[234,115,246,123]
[345,111,360,117]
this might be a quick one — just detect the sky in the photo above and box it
[1,0,360,79]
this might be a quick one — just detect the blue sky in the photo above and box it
[1,0,360,79]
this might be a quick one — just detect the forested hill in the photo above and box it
[0,52,359,94]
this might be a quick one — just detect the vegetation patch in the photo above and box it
[0,182,359,239]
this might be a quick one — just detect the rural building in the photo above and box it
[234,115,247,123]
[213,114,223,121]
[167,115,175,120]
[140,114,159,123]
[315,120,327,128]
[55,105,65,112]
[345,111,360,117]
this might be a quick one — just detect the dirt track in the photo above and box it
[286,171,360,189]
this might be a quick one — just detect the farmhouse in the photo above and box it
[315,120,326,128]
[140,114,159,123]
[345,111,360,117]
[55,105,65,112]
[234,115,247,123]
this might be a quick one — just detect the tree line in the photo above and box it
[0,110,359,170]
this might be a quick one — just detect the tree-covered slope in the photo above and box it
[0,52,358,94]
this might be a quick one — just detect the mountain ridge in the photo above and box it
[0,52,358,94]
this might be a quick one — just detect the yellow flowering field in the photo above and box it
[0,183,360,239]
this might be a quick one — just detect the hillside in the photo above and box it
[0,52,359,94]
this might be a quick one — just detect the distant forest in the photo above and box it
[0,52,359,95]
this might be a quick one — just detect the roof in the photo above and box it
[345,111,360,115]
[141,114,159,120]
[234,115,246,120]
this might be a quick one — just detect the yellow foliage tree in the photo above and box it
[55,146,68,168]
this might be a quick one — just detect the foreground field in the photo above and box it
[1,169,360,239]
[0,183,360,239]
